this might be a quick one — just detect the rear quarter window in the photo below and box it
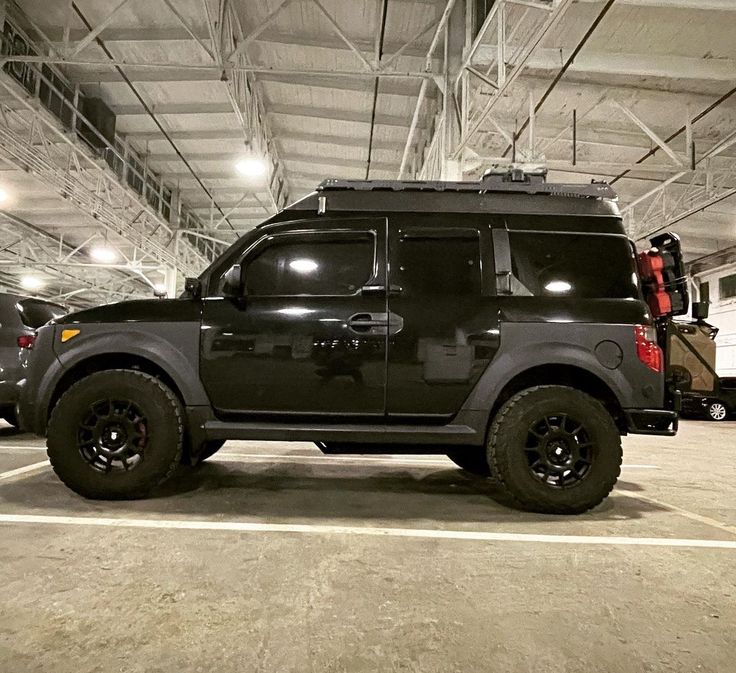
[509,232,638,299]
[17,299,67,329]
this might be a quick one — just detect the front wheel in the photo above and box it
[47,370,183,499]
[487,385,622,514]
[707,401,728,421]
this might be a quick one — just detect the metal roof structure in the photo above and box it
[0,0,734,306]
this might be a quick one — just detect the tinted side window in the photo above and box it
[719,273,736,300]
[509,233,637,298]
[17,299,66,328]
[244,232,375,296]
[395,230,481,296]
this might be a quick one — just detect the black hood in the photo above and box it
[57,298,202,324]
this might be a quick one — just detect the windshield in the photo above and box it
[17,298,67,329]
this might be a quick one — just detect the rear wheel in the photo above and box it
[487,385,622,514]
[707,401,728,421]
[47,370,183,499]
[446,449,491,476]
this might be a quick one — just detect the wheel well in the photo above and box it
[490,364,625,433]
[48,353,185,420]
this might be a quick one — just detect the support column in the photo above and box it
[168,186,181,227]
[441,0,466,181]
[163,265,178,298]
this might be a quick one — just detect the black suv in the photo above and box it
[19,172,687,513]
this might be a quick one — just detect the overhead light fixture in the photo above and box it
[89,246,118,264]
[235,156,267,178]
[289,258,318,273]
[0,186,10,204]
[20,275,44,291]
[153,282,167,297]
[544,280,572,294]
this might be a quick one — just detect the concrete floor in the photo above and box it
[0,419,735,673]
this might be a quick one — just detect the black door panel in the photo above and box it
[386,220,500,417]
[200,219,387,416]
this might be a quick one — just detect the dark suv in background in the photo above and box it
[19,171,691,513]
[0,293,66,426]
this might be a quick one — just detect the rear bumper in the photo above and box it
[624,389,680,436]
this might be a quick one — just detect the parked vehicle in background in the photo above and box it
[681,377,736,421]
[0,293,66,426]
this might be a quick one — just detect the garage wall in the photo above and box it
[695,264,736,376]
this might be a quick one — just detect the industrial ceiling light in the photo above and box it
[0,186,9,203]
[544,280,573,294]
[89,246,118,264]
[235,156,267,178]
[20,275,44,291]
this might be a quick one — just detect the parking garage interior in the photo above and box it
[0,0,735,671]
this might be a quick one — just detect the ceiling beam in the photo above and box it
[475,47,736,82]
[574,0,736,10]
[268,103,420,128]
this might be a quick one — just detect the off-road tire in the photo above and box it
[487,385,622,514]
[47,370,183,499]
[446,448,491,476]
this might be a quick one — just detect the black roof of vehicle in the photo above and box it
[277,170,622,225]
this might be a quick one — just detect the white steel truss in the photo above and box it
[0,212,155,306]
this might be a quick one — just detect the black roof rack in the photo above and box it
[317,169,616,200]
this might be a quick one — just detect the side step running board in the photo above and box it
[203,421,481,445]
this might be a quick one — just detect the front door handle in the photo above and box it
[348,313,388,334]
[347,312,403,336]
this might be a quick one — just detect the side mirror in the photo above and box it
[184,277,202,299]
[692,300,709,321]
[219,264,244,298]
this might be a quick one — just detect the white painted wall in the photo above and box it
[694,263,736,376]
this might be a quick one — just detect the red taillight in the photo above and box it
[17,334,36,349]
[634,325,662,373]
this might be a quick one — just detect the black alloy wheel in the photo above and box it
[77,398,148,473]
[524,414,593,488]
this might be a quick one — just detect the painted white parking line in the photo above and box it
[617,489,736,537]
[0,445,47,451]
[0,461,50,481]
[0,513,734,549]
